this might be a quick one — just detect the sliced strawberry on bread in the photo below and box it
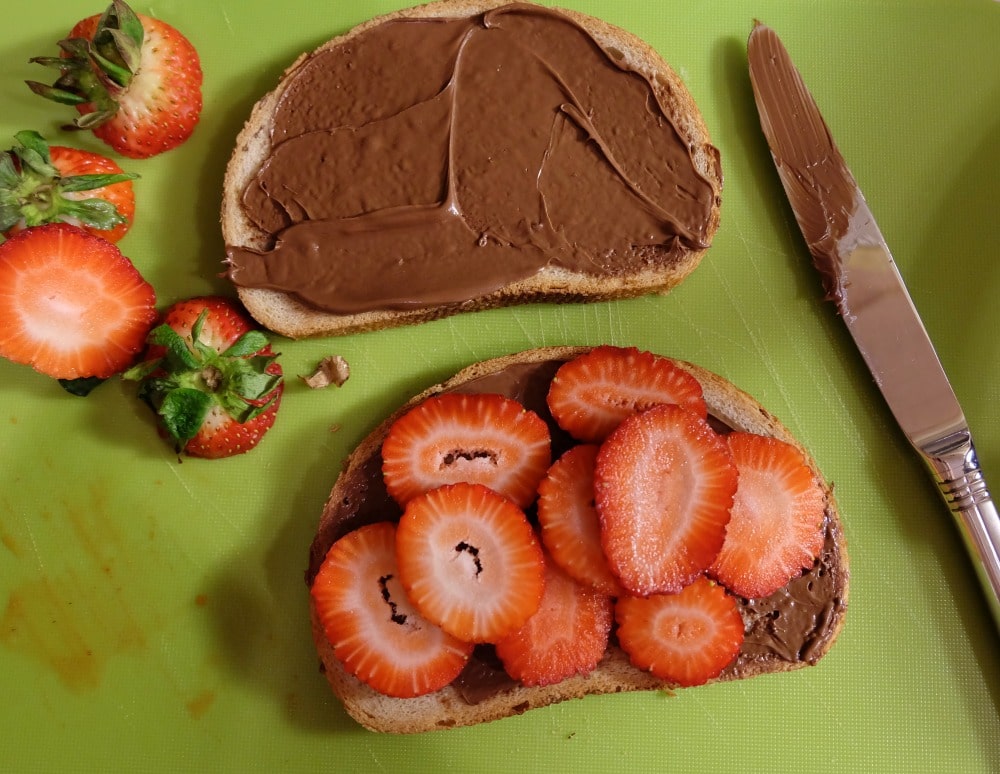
[615,576,744,687]
[381,392,551,508]
[394,483,545,643]
[536,444,624,597]
[0,222,156,380]
[709,432,827,599]
[547,346,707,442]
[311,521,474,698]
[495,554,614,687]
[595,403,737,596]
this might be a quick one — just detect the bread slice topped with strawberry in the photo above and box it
[307,346,849,733]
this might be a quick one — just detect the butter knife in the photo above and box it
[747,23,1000,629]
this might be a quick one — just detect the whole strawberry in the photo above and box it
[27,0,203,159]
[125,297,284,459]
[1,130,136,243]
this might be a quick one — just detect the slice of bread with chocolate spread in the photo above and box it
[306,346,849,733]
[221,1,723,338]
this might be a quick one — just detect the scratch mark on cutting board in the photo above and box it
[162,460,246,540]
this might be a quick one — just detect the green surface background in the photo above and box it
[1,1,997,771]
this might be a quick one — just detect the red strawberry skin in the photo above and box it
[595,403,737,596]
[126,296,284,459]
[2,135,136,243]
[709,432,827,599]
[311,521,474,698]
[0,223,156,379]
[48,145,135,242]
[615,576,744,687]
[32,4,203,159]
[547,346,707,442]
[382,392,551,508]
[495,554,614,687]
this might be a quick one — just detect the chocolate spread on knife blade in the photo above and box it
[307,358,848,704]
[226,4,718,314]
[747,23,859,308]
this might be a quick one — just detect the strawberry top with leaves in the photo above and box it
[124,297,283,459]
[1,130,136,242]
[27,0,203,159]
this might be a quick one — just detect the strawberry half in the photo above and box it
[494,554,614,687]
[311,521,474,698]
[709,432,827,599]
[536,444,624,597]
[547,346,707,443]
[0,130,136,243]
[0,222,155,380]
[381,392,551,508]
[395,483,545,643]
[124,296,283,459]
[595,403,737,596]
[27,0,203,159]
[615,576,744,687]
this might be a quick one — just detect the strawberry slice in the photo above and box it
[311,521,474,698]
[395,483,545,643]
[381,392,551,508]
[547,346,707,442]
[537,444,624,597]
[0,222,156,380]
[495,554,614,687]
[709,432,827,599]
[615,576,744,687]
[595,403,737,596]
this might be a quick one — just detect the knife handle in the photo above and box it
[922,430,1000,631]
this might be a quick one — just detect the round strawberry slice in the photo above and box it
[615,576,744,687]
[311,521,474,699]
[595,403,738,596]
[537,444,624,596]
[381,392,551,508]
[0,223,156,379]
[547,346,707,442]
[495,554,614,687]
[709,432,827,599]
[395,483,545,643]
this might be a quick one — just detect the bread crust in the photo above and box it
[221,1,723,338]
[308,347,849,733]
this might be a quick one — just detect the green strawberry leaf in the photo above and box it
[148,324,200,370]
[221,330,268,359]
[58,375,106,397]
[158,388,213,446]
[122,357,163,382]
[59,171,138,193]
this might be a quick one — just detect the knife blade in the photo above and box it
[747,22,1000,630]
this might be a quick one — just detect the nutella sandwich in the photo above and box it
[222,1,723,337]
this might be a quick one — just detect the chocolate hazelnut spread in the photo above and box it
[307,356,848,704]
[227,4,718,314]
[746,22,856,308]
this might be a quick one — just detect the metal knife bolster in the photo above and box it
[922,430,1000,625]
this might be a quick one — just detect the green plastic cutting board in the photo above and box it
[1,1,997,772]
